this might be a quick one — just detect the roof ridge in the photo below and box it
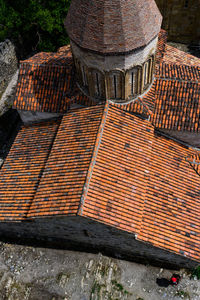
[77,101,110,216]
[25,118,62,219]
[157,77,200,85]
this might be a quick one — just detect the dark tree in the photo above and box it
[0,0,71,58]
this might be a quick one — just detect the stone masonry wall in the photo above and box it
[155,0,200,44]
[0,216,198,270]
[0,40,18,100]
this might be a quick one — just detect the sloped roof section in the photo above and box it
[155,29,168,65]
[139,133,200,261]
[163,44,200,67]
[65,0,162,54]
[158,62,200,82]
[0,102,200,262]
[0,120,60,221]
[153,75,200,132]
[13,47,74,113]
[28,105,105,218]
[80,104,200,262]
[81,105,153,233]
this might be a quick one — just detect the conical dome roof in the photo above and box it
[65,0,162,54]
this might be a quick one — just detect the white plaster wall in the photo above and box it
[71,37,158,72]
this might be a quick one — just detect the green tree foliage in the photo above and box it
[0,0,71,58]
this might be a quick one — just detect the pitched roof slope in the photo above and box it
[139,133,200,261]
[28,105,105,218]
[80,104,200,262]
[0,121,60,221]
[153,64,200,132]
[163,45,200,67]
[65,0,162,54]
[81,105,153,233]
[13,48,74,113]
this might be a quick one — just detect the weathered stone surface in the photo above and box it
[0,70,19,117]
[0,40,18,100]
[155,0,200,44]
[0,216,198,270]
[0,242,198,299]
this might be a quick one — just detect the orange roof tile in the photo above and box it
[155,29,168,65]
[157,62,200,82]
[0,103,200,262]
[163,44,200,67]
[13,48,74,113]
[80,104,200,262]
[152,77,200,131]
[138,133,200,260]
[81,105,154,233]
[27,105,104,218]
[13,30,167,115]
[0,120,60,221]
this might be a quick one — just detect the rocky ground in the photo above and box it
[0,242,198,300]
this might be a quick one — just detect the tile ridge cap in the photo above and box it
[77,101,110,216]
[25,118,62,219]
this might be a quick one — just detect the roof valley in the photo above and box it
[77,101,110,216]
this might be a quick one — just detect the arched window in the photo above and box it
[81,65,88,88]
[143,56,155,91]
[106,71,125,100]
[125,67,139,99]
[87,68,105,99]
[131,67,138,96]
[143,61,149,88]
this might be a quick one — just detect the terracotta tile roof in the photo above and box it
[152,76,200,132]
[65,0,162,54]
[0,103,200,262]
[156,29,168,65]
[27,105,104,218]
[81,104,153,232]
[13,48,75,113]
[138,133,200,261]
[163,44,200,67]
[13,30,167,116]
[80,104,200,262]
[0,120,60,221]
[112,98,150,119]
[157,62,200,82]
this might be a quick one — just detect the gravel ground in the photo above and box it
[0,242,198,300]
